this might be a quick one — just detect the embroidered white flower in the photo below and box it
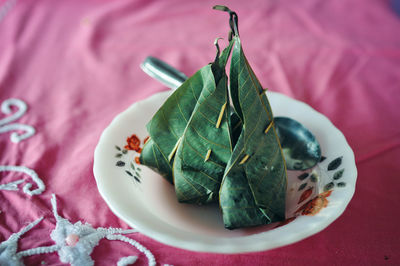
[1,195,159,266]
[49,194,144,265]
[0,98,172,265]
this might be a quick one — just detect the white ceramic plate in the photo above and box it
[93,91,357,253]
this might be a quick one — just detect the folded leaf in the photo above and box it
[139,64,211,183]
[141,5,287,229]
[220,35,287,229]
[230,111,242,147]
[140,137,173,183]
[173,40,234,204]
[140,40,234,195]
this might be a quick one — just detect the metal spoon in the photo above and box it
[274,117,321,170]
[140,56,321,170]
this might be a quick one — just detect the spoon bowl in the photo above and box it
[274,117,321,170]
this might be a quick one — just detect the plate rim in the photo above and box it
[93,90,357,253]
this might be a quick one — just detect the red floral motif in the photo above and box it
[296,190,332,216]
[298,187,313,204]
[143,136,150,144]
[125,134,141,152]
[135,156,141,164]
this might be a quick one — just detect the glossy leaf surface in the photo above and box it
[139,54,222,182]
[140,41,234,201]
[173,41,234,204]
[220,36,287,229]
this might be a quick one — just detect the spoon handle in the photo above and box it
[140,56,187,90]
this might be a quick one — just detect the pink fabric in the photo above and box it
[1,0,400,265]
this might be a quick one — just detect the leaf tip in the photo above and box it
[212,5,231,12]
[212,5,239,37]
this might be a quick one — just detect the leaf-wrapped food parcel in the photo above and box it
[141,5,287,229]
[139,66,207,183]
[219,35,288,229]
[140,137,172,182]
[140,41,234,205]
[173,41,234,204]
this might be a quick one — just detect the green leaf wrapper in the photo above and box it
[140,137,172,182]
[173,41,234,204]
[219,35,287,229]
[140,6,287,229]
[140,40,234,203]
[139,67,210,183]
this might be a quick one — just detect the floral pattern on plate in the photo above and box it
[114,134,146,185]
[115,131,348,228]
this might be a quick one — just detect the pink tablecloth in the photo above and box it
[1,0,399,265]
